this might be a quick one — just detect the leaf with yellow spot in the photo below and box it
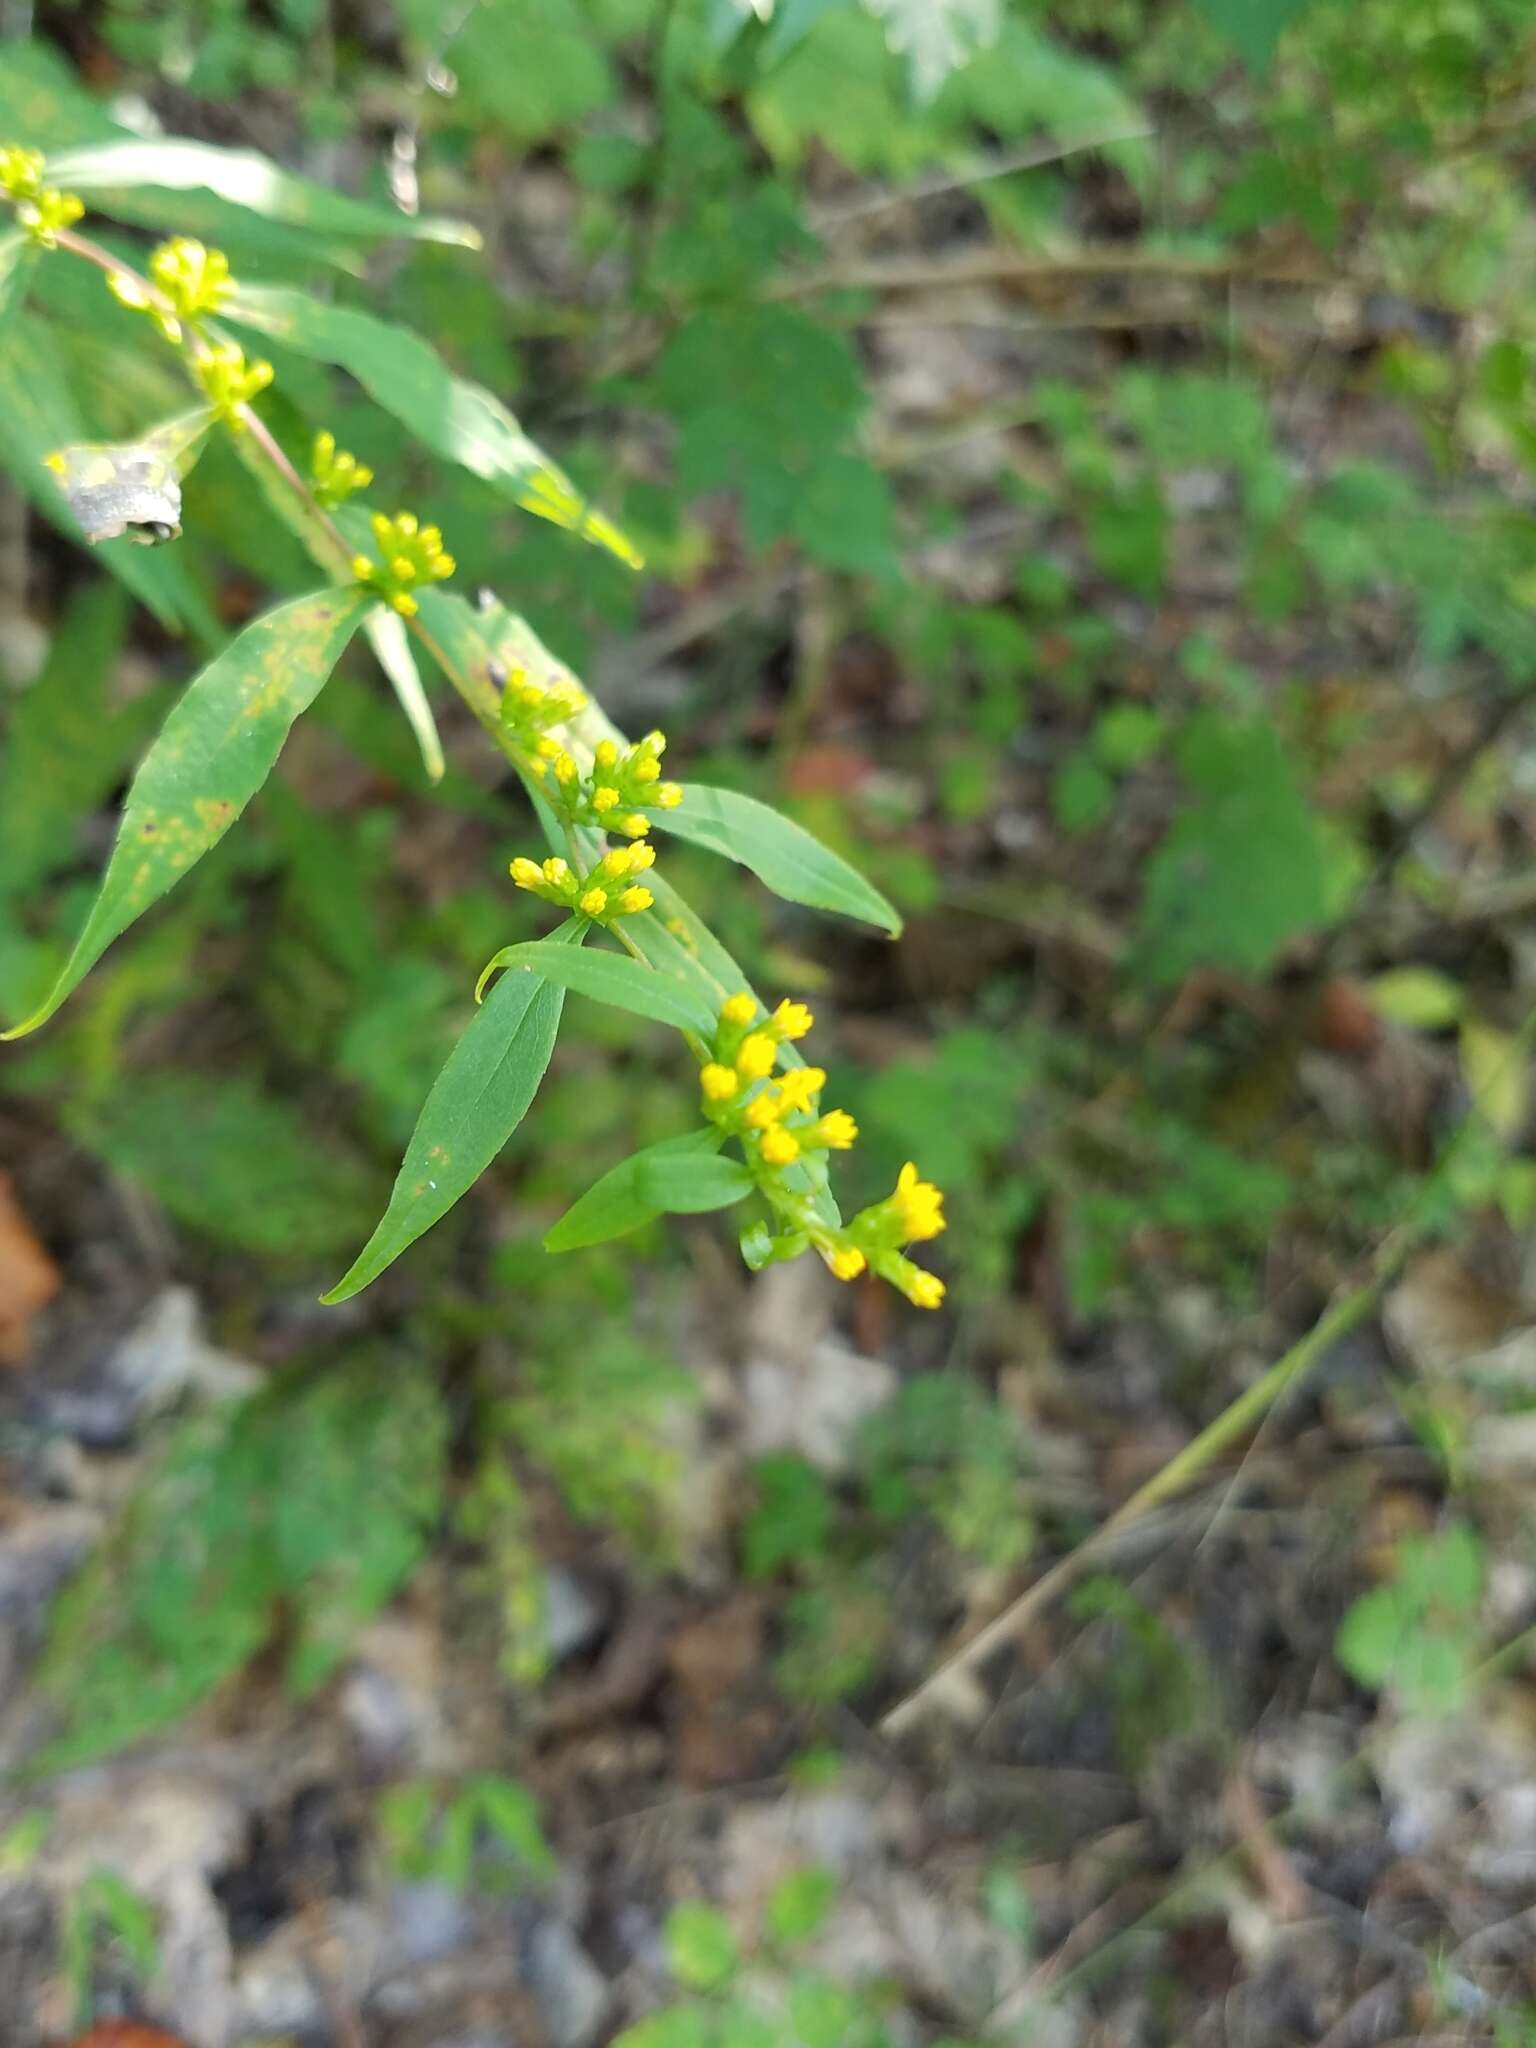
[227,285,641,568]
[2,587,371,1038]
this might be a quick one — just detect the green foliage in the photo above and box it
[618,1873,900,2048]
[33,1355,445,1769]
[60,1868,159,2028]
[858,1373,1033,1571]
[1336,1523,1486,1718]
[547,1130,750,1253]
[742,1454,838,1580]
[1135,713,1334,984]
[3,588,371,1036]
[660,787,902,935]
[378,1774,555,1892]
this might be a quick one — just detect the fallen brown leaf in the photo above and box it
[0,1169,60,1364]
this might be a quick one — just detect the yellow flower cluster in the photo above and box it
[1,146,82,247]
[510,839,657,925]
[352,510,455,617]
[192,340,273,424]
[531,727,682,836]
[148,237,232,320]
[694,992,947,1309]
[497,663,589,750]
[310,429,373,509]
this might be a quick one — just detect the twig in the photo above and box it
[773,245,1334,302]
[879,1231,1416,1737]
[809,122,1154,230]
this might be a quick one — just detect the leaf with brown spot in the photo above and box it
[3,587,371,1038]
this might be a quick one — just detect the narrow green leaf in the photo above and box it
[365,606,445,783]
[476,939,717,1035]
[322,932,578,1302]
[50,139,480,247]
[228,286,641,566]
[0,233,31,334]
[2,588,370,1038]
[546,1129,743,1253]
[655,785,901,935]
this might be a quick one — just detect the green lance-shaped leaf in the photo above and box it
[227,286,641,567]
[48,139,481,247]
[322,931,577,1303]
[475,939,717,1036]
[654,784,901,935]
[0,232,32,334]
[546,1129,751,1252]
[365,606,445,784]
[2,588,371,1039]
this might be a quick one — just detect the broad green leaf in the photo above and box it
[1191,0,1314,67]
[2,588,370,1038]
[1135,714,1330,984]
[322,930,578,1302]
[365,605,445,783]
[476,939,717,1036]
[656,785,900,935]
[547,1131,747,1253]
[228,286,640,566]
[50,139,480,247]
[0,313,219,636]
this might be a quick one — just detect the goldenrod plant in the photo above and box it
[0,157,946,1313]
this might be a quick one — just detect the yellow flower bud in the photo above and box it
[743,1091,781,1130]
[509,857,544,890]
[592,786,620,813]
[760,1127,801,1168]
[579,887,608,916]
[909,1271,946,1310]
[633,756,661,784]
[828,1247,867,1282]
[657,783,683,809]
[721,993,757,1028]
[892,1162,945,1242]
[595,739,619,770]
[629,842,657,872]
[620,886,654,914]
[619,814,650,838]
[701,1064,739,1103]
[775,1068,825,1116]
[601,847,633,877]
[771,1000,814,1041]
[816,1110,858,1150]
[542,856,570,885]
[735,1033,777,1082]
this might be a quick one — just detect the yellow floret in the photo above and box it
[720,993,757,1028]
[909,1271,946,1310]
[742,1091,782,1130]
[816,1110,858,1150]
[595,740,619,770]
[592,786,620,813]
[579,887,608,916]
[629,842,657,872]
[893,1162,946,1242]
[701,1064,739,1103]
[620,886,654,914]
[633,756,661,784]
[772,1000,814,1041]
[829,1247,867,1282]
[760,1127,801,1168]
[542,856,570,885]
[736,1033,777,1081]
[509,857,544,890]
[656,783,683,808]
[775,1068,825,1116]
[619,813,650,838]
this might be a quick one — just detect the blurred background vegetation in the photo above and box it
[5,1,1536,2043]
